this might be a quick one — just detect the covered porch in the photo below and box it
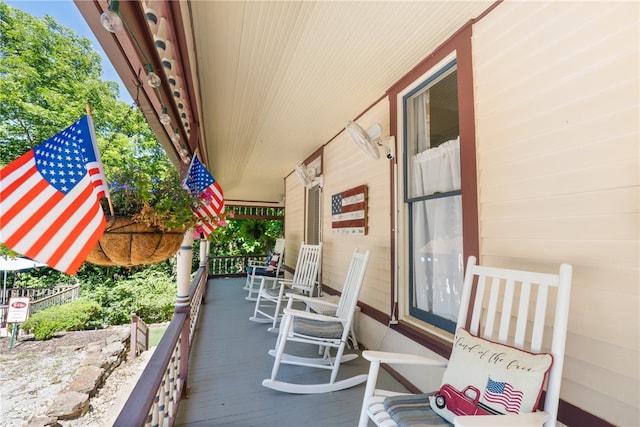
[75,2,639,426]
[176,276,408,426]
[110,243,408,426]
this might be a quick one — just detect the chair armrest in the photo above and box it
[285,293,339,308]
[363,350,448,367]
[453,412,550,427]
[282,307,346,323]
[260,276,280,287]
[278,279,310,288]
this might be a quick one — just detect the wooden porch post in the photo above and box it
[176,231,194,308]
[176,231,193,397]
[199,239,210,302]
[199,239,208,267]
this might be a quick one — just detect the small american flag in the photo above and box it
[331,185,367,235]
[71,115,109,200]
[0,116,107,275]
[182,155,224,237]
[483,377,524,414]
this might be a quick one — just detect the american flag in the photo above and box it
[331,185,367,235]
[0,116,107,275]
[483,377,524,414]
[182,155,224,238]
[82,115,110,200]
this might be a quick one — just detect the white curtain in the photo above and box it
[411,137,463,321]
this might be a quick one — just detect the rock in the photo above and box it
[80,351,108,369]
[2,326,145,426]
[25,416,61,426]
[65,366,104,395]
[85,342,105,353]
[108,328,130,344]
[56,344,84,352]
[46,391,89,420]
[101,341,125,357]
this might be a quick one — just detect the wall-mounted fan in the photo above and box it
[295,164,322,189]
[345,121,395,160]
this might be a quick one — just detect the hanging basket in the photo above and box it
[86,217,186,267]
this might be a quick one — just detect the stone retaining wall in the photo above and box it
[26,326,131,426]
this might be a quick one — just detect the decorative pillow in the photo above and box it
[245,253,272,275]
[264,252,273,266]
[265,252,280,272]
[429,328,553,423]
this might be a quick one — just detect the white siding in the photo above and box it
[284,173,305,273]
[321,100,392,312]
[472,2,639,425]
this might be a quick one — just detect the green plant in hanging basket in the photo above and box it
[104,164,197,231]
[87,142,199,267]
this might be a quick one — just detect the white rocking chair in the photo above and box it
[249,242,322,332]
[244,238,285,301]
[262,248,371,394]
[358,255,573,427]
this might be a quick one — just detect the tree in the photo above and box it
[0,3,133,166]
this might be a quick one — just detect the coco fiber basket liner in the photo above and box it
[86,217,186,267]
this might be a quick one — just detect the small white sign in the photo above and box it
[6,297,30,323]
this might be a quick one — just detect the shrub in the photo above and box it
[21,300,102,340]
[81,269,176,325]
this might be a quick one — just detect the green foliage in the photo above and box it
[79,268,176,325]
[0,3,198,232]
[104,148,197,230]
[21,300,102,340]
[14,262,177,327]
[211,218,283,255]
[13,268,75,289]
[0,3,121,166]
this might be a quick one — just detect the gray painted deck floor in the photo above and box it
[174,277,408,427]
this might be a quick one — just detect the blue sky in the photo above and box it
[6,0,133,104]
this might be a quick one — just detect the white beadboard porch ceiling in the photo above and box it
[182,1,492,203]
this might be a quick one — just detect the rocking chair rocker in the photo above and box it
[262,248,371,394]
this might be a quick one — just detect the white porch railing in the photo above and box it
[209,254,267,278]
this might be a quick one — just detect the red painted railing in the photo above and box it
[113,264,208,426]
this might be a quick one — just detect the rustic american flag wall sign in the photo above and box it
[331,185,368,235]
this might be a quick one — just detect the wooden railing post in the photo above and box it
[130,313,139,361]
[199,239,210,302]
[130,313,149,361]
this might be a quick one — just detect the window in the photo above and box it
[404,59,464,333]
[306,185,321,245]
[303,150,323,246]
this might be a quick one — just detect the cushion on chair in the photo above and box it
[292,317,343,339]
[384,394,451,427]
[265,252,280,272]
[429,328,553,423]
[246,266,277,277]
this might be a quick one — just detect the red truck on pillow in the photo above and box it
[434,384,496,416]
